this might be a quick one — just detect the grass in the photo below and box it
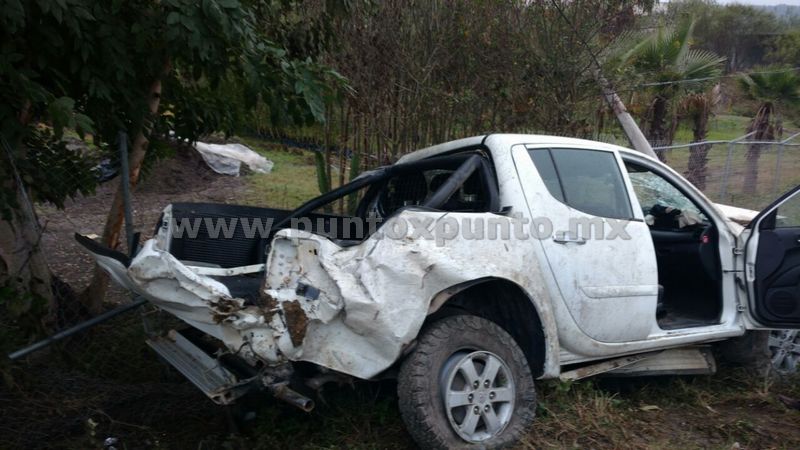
[673,114,800,144]
[236,136,323,210]
[673,114,755,144]
[521,368,800,449]
[202,369,800,449]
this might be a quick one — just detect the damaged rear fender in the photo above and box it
[260,210,560,379]
[427,276,554,377]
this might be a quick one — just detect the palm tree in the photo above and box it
[738,70,800,195]
[623,19,725,160]
[683,84,721,191]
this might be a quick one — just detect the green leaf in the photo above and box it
[47,96,76,138]
[166,11,181,25]
[74,113,95,137]
[52,3,63,24]
[217,0,240,9]
[1,0,25,33]
[181,15,197,32]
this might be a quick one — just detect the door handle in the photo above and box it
[553,234,587,245]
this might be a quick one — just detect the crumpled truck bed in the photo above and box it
[83,207,556,379]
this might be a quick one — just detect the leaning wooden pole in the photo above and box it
[594,70,657,159]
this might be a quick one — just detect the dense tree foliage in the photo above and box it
[666,0,785,72]
[0,0,342,320]
[621,19,725,151]
[768,30,800,68]
[302,0,656,181]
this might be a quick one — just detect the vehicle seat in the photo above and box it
[382,172,428,215]
[428,173,457,209]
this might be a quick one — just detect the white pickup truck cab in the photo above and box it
[79,134,800,448]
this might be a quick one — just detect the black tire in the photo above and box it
[397,315,536,449]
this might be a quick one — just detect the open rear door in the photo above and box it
[744,185,800,328]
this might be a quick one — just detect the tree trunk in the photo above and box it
[686,98,711,191]
[80,70,167,314]
[744,103,773,196]
[687,145,711,192]
[648,95,669,162]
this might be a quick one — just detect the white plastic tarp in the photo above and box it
[194,142,274,176]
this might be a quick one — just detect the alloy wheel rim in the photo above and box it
[440,350,515,443]
[770,329,800,374]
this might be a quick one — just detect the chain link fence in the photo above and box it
[653,132,800,212]
[2,132,800,448]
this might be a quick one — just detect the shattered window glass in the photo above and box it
[626,168,706,221]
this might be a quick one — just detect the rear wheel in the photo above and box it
[398,315,536,449]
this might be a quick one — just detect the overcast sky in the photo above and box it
[714,0,800,4]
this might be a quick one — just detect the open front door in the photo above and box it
[744,185,800,328]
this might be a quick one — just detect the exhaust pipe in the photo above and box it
[270,384,315,412]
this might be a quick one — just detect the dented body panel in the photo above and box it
[101,207,560,379]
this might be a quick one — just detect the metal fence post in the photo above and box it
[118,131,135,254]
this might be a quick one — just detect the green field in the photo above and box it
[673,115,752,143]
[673,114,800,144]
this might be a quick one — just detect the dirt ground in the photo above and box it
[37,145,245,294]
[4,143,799,449]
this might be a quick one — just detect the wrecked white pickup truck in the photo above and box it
[78,134,800,448]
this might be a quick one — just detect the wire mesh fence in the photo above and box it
[653,132,800,212]
[2,132,800,448]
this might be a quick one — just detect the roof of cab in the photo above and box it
[396,134,656,164]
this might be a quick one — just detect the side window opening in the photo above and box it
[377,169,491,217]
[528,148,633,220]
[378,171,431,215]
[274,151,497,244]
[369,153,496,218]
